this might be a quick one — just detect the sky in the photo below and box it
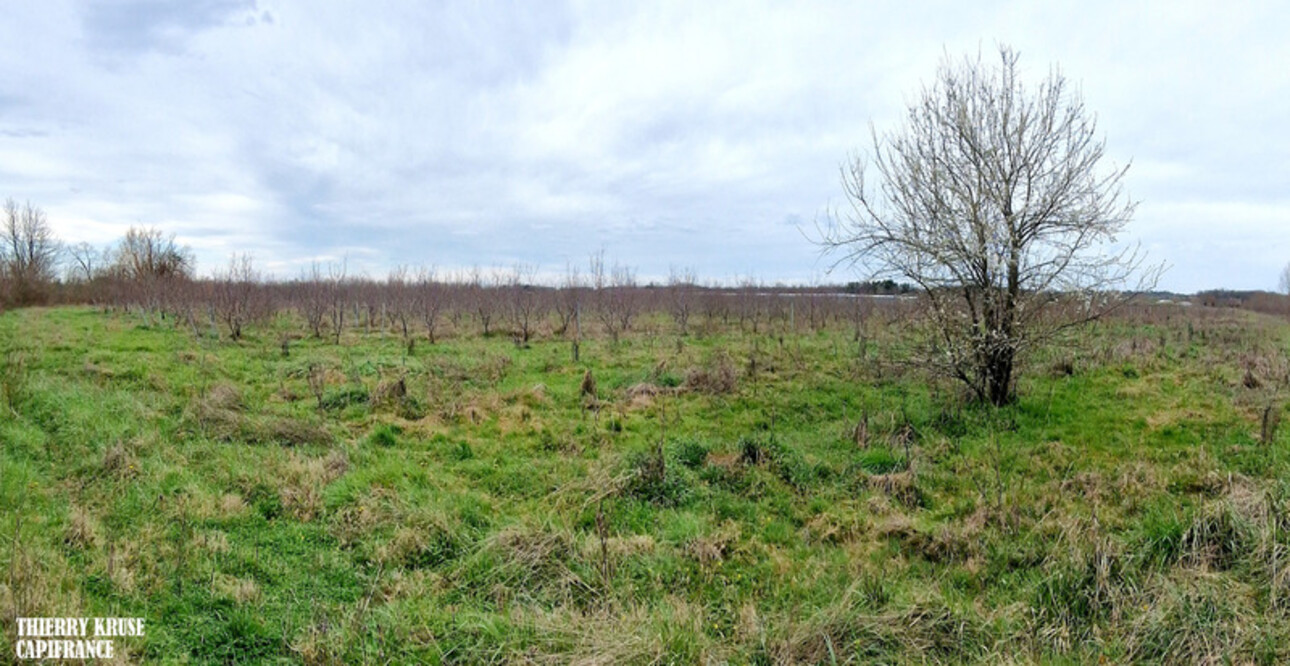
[1,1,1287,292]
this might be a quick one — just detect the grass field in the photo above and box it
[1,304,1289,663]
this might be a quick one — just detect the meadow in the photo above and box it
[1,300,1288,664]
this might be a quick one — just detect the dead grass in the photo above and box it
[865,470,924,509]
[212,573,261,605]
[278,451,349,521]
[683,356,738,394]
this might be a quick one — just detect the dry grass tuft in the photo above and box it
[683,357,738,394]
[371,376,407,407]
[101,439,139,479]
[866,471,923,509]
[63,505,100,550]
[204,382,245,411]
[256,417,334,447]
[278,452,349,522]
[212,573,261,604]
[685,522,740,567]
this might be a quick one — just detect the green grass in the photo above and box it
[0,305,1288,663]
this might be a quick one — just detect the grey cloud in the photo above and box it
[1,1,1286,292]
[80,0,259,55]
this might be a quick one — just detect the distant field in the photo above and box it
[1,304,1288,663]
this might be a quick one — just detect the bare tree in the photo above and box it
[553,262,583,337]
[737,276,764,334]
[297,262,328,339]
[326,260,348,345]
[66,242,101,284]
[111,226,193,281]
[103,226,194,322]
[506,263,544,345]
[212,253,263,340]
[387,266,415,347]
[1280,261,1290,295]
[415,266,445,345]
[609,262,637,336]
[2,199,61,306]
[590,251,637,343]
[821,46,1158,405]
[468,266,502,336]
[667,266,697,336]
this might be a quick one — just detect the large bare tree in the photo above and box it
[2,199,61,306]
[111,226,193,281]
[822,46,1158,405]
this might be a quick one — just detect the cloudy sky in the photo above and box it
[1,1,1287,291]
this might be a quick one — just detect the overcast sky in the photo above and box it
[2,1,1287,292]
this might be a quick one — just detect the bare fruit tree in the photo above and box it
[506,263,544,345]
[553,262,583,337]
[667,266,697,336]
[415,266,445,345]
[326,259,348,345]
[822,46,1158,405]
[212,253,264,340]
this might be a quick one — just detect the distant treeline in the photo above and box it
[1193,290,1290,316]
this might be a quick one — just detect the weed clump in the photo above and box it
[319,386,369,410]
[365,423,402,448]
[624,444,694,507]
[737,434,813,491]
[675,437,710,469]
